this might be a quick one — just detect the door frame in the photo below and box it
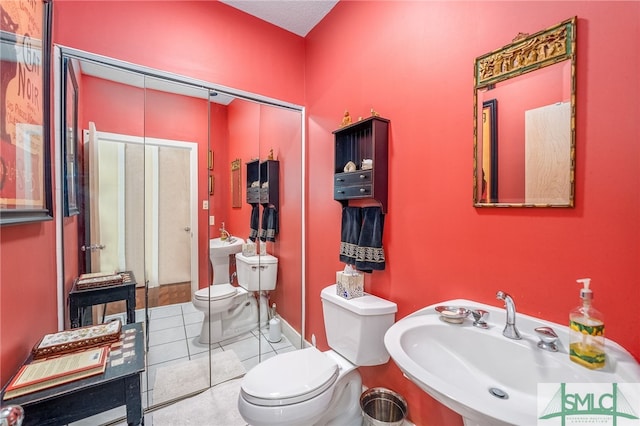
[85,129,199,295]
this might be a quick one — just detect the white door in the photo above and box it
[157,145,192,285]
[84,124,144,278]
[525,102,571,204]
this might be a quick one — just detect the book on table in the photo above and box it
[3,346,110,400]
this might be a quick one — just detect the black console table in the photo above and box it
[1,322,145,426]
[69,271,137,328]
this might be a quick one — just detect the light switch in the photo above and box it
[209,215,215,225]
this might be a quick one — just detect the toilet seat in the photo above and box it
[194,284,237,301]
[241,347,339,406]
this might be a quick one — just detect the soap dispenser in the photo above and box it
[569,278,605,369]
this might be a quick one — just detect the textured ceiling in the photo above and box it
[221,0,339,37]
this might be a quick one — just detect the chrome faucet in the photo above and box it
[220,222,234,243]
[224,232,236,243]
[496,291,521,340]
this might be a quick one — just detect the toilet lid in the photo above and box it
[194,284,237,301]
[241,347,339,406]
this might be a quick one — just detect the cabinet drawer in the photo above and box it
[259,188,270,204]
[247,187,260,203]
[334,184,372,199]
[335,171,371,186]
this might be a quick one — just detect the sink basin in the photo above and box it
[209,237,245,285]
[209,237,244,258]
[384,299,640,425]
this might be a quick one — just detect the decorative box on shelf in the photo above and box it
[336,270,364,299]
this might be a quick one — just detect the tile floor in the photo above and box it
[70,301,296,426]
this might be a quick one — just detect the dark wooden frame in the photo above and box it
[63,57,79,216]
[0,0,53,225]
[482,99,498,203]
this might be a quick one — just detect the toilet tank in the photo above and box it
[235,253,278,291]
[321,284,397,366]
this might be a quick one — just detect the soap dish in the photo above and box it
[435,306,470,324]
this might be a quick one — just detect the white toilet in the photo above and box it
[192,245,278,344]
[238,284,397,426]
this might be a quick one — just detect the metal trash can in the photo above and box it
[360,387,408,426]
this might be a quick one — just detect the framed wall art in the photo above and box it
[0,0,53,225]
[63,57,79,216]
[231,159,241,208]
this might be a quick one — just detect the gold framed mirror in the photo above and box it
[474,17,576,207]
[231,158,242,208]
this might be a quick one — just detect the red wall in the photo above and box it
[1,1,305,386]
[2,3,638,426]
[209,102,230,254]
[255,105,303,331]
[305,2,639,424]
[54,1,305,106]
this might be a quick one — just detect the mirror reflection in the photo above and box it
[59,49,303,423]
[474,17,576,207]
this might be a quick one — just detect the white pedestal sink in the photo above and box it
[384,299,640,426]
[210,237,244,284]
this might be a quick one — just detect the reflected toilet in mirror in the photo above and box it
[192,238,278,344]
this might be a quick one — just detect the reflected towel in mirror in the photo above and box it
[249,204,259,242]
[259,206,278,242]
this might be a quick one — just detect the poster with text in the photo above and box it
[1,0,47,213]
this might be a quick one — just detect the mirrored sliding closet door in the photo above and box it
[57,47,304,424]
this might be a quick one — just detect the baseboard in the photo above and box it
[278,315,305,349]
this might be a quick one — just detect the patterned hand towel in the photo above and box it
[355,206,385,271]
[259,206,278,242]
[339,207,362,265]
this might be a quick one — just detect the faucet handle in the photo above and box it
[471,309,489,329]
[534,326,559,352]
